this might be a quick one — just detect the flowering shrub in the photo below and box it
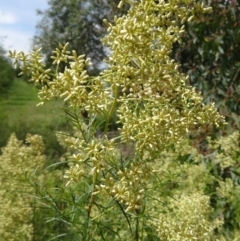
[7,0,233,240]
[0,134,46,241]
[157,192,222,240]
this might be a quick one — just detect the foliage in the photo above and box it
[0,133,46,241]
[3,130,240,240]
[0,103,11,148]
[33,0,128,72]
[0,79,70,160]
[0,45,15,95]
[8,0,230,240]
[27,166,71,241]
[154,131,240,240]
[173,0,240,132]
[207,131,240,238]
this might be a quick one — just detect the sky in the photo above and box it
[0,0,49,54]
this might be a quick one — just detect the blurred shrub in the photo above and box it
[10,116,67,162]
[0,104,11,149]
[0,133,46,241]
[0,54,15,95]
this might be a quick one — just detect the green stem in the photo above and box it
[135,212,139,241]
[104,85,119,135]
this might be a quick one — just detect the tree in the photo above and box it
[33,0,128,73]
[173,0,240,132]
[0,44,15,94]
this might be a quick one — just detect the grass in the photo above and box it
[0,79,71,159]
[3,79,64,124]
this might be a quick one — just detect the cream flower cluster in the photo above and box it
[0,134,46,241]
[102,0,224,155]
[157,192,223,241]
[208,131,240,169]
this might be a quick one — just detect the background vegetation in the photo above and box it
[174,0,240,133]
[33,0,128,73]
[0,0,240,240]
[0,79,69,159]
[0,44,15,94]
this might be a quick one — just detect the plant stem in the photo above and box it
[104,85,119,135]
[135,212,139,241]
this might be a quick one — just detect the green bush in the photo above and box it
[0,47,15,95]
[0,103,11,149]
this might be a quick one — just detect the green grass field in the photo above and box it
[0,79,70,159]
[3,79,64,124]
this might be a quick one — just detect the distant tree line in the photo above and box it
[0,44,15,95]
[33,0,128,74]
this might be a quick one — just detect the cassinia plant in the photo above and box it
[3,132,240,240]
[9,0,226,240]
[0,134,46,241]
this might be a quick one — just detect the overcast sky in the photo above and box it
[0,0,48,54]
